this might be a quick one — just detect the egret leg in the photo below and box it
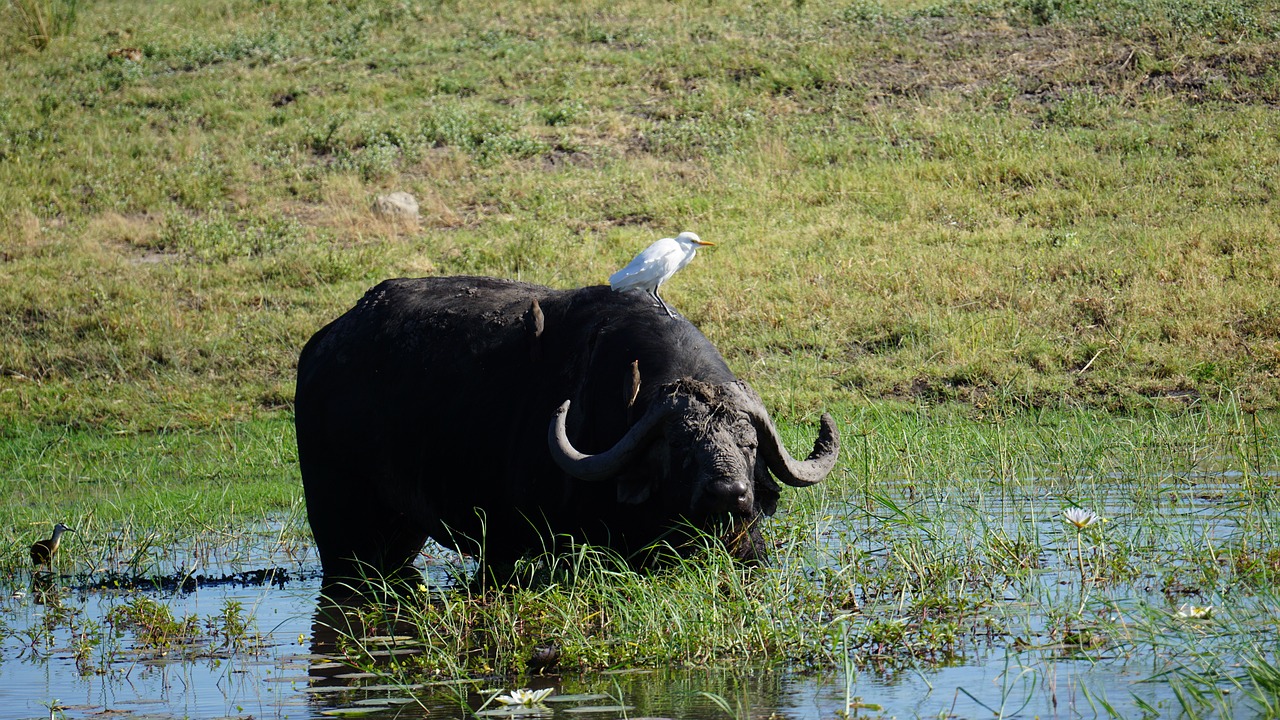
[653,286,675,318]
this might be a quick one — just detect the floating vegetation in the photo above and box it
[544,694,612,703]
[89,566,296,592]
[320,708,388,718]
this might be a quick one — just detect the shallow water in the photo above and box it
[2,474,1277,720]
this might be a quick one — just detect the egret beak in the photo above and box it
[694,240,715,246]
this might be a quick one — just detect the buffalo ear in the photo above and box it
[615,474,652,504]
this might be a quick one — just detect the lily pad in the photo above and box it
[360,634,415,643]
[301,685,354,694]
[476,706,554,717]
[544,694,613,703]
[564,705,636,714]
[281,653,334,662]
[320,707,388,717]
[361,682,429,691]
[354,697,415,705]
[367,647,422,657]
[423,678,484,687]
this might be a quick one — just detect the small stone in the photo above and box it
[373,192,420,224]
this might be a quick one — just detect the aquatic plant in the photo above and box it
[105,595,200,650]
[207,599,264,654]
[1062,508,1101,529]
[493,688,554,706]
[1176,604,1214,620]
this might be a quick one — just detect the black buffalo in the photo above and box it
[295,276,839,581]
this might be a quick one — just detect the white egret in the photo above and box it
[609,231,714,317]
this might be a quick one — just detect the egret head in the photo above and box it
[675,231,714,247]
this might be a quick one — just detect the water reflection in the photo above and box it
[29,572,59,606]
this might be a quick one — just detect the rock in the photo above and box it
[373,192,420,224]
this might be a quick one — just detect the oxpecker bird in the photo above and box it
[609,231,714,318]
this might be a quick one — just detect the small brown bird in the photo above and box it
[30,523,73,570]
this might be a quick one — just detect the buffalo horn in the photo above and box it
[548,397,672,482]
[729,383,840,487]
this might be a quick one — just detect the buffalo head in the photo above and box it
[547,378,840,561]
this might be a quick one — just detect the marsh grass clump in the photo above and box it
[15,589,268,680]
[105,595,200,649]
[2,0,80,52]
[214,599,267,653]
[322,525,1006,681]
[324,541,801,677]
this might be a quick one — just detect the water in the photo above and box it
[2,475,1277,720]
[0,588,1186,720]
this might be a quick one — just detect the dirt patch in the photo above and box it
[839,17,1280,108]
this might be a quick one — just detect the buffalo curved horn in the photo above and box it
[548,397,673,482]
[728,382,840,487]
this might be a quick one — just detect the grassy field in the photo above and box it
[2,0,1278,437]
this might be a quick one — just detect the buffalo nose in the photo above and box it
[721,480,753,515]
[704,476,754,516]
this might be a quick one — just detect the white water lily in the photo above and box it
[494,688,555,707]
[1063,507,1101,529]
[1177,604,1214,619]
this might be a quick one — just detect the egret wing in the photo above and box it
[609,238,680,292]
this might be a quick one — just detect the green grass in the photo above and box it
[0,397,1275,715]
[2,0,1279,432]
[0,417,302,574]
[307,401,1278,689]
[2,0,81,51]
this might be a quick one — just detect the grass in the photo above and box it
[1,0,1279,432]
[302,401,1279,700]
[0,417,303,577]
[2,0,81,51]
[0,399,1276,715]
[14,589,264,676]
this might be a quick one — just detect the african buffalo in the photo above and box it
[295,276,839,582]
